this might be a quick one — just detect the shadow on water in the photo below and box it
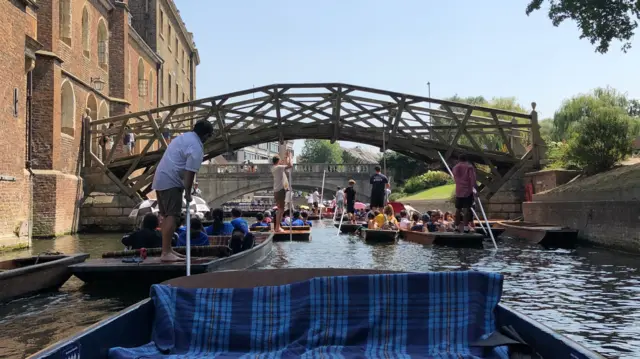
[1,221,640,358]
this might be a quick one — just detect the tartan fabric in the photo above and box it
[109,271,507,359]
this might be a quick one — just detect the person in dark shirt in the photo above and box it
[300,212,313,227]
[344,179,357,224]
[250,213,270,228]
[122,213,162,249]
[369,166,389,211]
[177,217,209,246]
[228,229,245,254]
[291,211,305,226]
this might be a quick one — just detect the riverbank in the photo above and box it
[524,163,640,253]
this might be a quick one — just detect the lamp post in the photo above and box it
[91,77,105,92]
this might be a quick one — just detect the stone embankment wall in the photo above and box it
[80,169,137,233]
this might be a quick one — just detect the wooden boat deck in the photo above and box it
[360,229,398,244]
[334,223,365,234]
[401,231,485,248]
[273,227,312,242]
[498,221,579,249]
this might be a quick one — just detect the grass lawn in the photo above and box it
[398,183,455,201]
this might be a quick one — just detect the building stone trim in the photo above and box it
[35,50,64,64]
[160,0,197,54]
[128,25,163,65]
[25,35,43,60]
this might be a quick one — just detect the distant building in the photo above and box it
[342,146,382,164]
[223,141,294,163]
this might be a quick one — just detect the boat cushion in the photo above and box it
[109,271,507,358]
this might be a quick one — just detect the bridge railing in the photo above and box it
[200,163,379,174]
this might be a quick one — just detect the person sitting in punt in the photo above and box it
[263,210,273,224]
[366,211,377,229]
[374,205,398,230]
[175,214,187,235]
[177,217,209,247]
[398,210,411,230]
[250,213,270,228]
[205,208,234,235]
[122,213,163,249]
[411,214,433,232]
[228,229,244,254]
[409,212,421,229]
[300,212,313,227]
[230,208,249,234]
[291,211,305,226]
[281,209,292,227]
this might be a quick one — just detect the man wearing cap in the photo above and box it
[344,179,357,224]
[152,119,214,262]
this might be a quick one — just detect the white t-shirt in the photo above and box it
[271,165,289,192]
[335,190,344,202]
[152,132,204,191]
[313,191,320,202]
[307,194,314,204]
[399,218,411,230]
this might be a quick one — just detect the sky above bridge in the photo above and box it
[175,0,640,156]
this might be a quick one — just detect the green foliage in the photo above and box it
[402,171,453,194]
[565,107,633,174]
[298,140,343,164]
[544,141,578,170]
[380,151,428,184]
[388,192,405,201]
[341,150,359,164]
[539,118,554,143]
[525,0,639,53]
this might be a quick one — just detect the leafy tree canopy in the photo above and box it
[298,139,343,164]
[380,151,428,184]
[526,0,640,53]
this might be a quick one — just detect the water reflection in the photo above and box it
[1,222,639,358]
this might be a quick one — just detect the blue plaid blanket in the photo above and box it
[109,271,506,358]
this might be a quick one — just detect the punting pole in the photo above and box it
[336,203,345,237]
[319,169,326,218]
[437,152,497,250]
[288,169,294,242]
[185,199,191,276]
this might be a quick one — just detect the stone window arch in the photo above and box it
[61,79,76,137]
[137,58,147,97]
[59,0,72,46]
[82,6,90,57]
[98,100,109,120]
[86,93,98,120]
[97,18,108,68]
[148,71,154,104]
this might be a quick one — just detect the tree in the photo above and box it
[380,151,428,184]
[565,106,633,174]
[525,0,639,53]
[298,139,343,164]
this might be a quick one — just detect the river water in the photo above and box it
[1,220,639,358]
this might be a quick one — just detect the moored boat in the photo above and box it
[30,268,605,359]
[474,226,506,237]
[333,222,365,234]
[401,230,485,248]
[306,214,320,221]
[275,226,312,242]
[359,228,398,244]
[0,253,89,302]
[70,233,273,286]
[498,221,579,249]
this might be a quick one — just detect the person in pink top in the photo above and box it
[451,154,477,233]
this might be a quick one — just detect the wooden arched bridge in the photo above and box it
[84,83,544,201]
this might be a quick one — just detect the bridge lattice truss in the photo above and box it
[84,83,544,201]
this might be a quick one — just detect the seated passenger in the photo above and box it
[175,214,187,235]
[122,213,162,249]
[281,209,292,227]
[300,212,313,227]
[291,211,305,226]
[250,213,270,228]
[367,212,377,229]
[229,208,249,234]
[398,210,411,230]
[242,232,255,250]
[177,218,209,246]
[263,210,273,224]
[228,229,244,254]
[374,205,398,230]
[205,208,234,235]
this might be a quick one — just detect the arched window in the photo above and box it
[86,93,98,120]
[137,58,147,97]
[82,7,90,56]
[97,19,108,68]
[98,100,109,120]
[148,71,154,103]
[61,80,76,137]
[59,0,72,46]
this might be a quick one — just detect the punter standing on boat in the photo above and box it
[271,154,292,233]
[369,165,388,210]
[344,179,357,224]
[452,154,477,233]
[151,119,214,262]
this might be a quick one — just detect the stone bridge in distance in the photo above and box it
[198,163,382,207]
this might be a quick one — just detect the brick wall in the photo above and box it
[109,2,128,100]
[0,1,33,243]
[524,169,580,194]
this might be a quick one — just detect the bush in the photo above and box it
[388,192,405,201]
[403,171,452,194]
[565,107,633,175]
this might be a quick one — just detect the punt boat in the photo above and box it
[401,230,485,248]
[70,233,273,286]
[474,226,506,237]
[359,228,398,244]
[275,226,312,242]
[0,253,89,302]
[334,222,365,234]
[29,268,605,359]
[497,221,579,249]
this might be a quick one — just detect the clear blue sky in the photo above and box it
[175,0,640,156]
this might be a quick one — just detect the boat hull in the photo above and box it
[70,235,273,286]
[498,221,579,249]
[273,229,311,242]
[30,269,605,359]
[0,253,89,302]
[360,229,398,244]
[474,226,505,238]
[401,230,485,248]
[333,223,364,234]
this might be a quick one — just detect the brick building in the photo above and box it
[0,0,199,240]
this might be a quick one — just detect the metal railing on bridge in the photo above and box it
[201,163,378,174]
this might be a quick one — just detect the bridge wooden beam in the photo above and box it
[212,100,230,153]
[331,88,341,143]
[388,96,406,148]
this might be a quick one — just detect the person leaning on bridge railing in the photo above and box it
[151,119,214,263]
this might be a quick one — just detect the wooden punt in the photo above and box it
[401,230,485,248]
[0,253,89,302]
[249,226,271,232]
[498,221,579,249]
[70,233,273,286]
[333,223,365,234]
[359,229,398,244]
[275,226,312,242]
[473,226,506,238]
[31,269,605,359]
[306,214,320,221]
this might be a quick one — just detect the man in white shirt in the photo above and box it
[271,154,292,232]
[312,189,320,214]
[151,120,214,262]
